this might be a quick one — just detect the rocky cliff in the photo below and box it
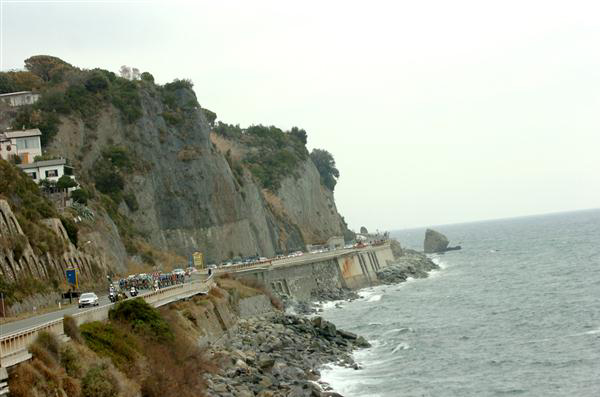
[1,57,352,274]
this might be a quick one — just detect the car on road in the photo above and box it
[78,292,99,308]
[172,268,185,276]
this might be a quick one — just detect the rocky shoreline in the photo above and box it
[376,249,440,284]
[204,313,369,397]
[204,249,440,397]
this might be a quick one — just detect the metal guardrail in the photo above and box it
[0,276,213,368]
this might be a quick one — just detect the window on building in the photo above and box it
[27,171,37,180]
[16,137,40,150]
[45,169,59,177]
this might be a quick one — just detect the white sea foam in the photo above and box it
[383,327,412,336]
[367,294,382,302]
[430,256,448,269]
[320,363,383,397]
[320,300,346,310]
[391,342,410,353]
[567,328,600,337]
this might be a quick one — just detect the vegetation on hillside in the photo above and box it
[310,148,340,191]
[0,160,67,257]
[2,55,144,144]
[214,123,310,191]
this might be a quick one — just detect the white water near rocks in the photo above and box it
[321,209,600,396]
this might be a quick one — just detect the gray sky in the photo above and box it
[2,0,599,230]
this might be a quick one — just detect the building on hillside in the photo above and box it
[0,91,40,107]
[17,158,74,184]
[0,129,42,164]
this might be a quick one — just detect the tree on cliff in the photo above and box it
[24,55,72,82]
[310,149,339,191]
[290,127,307,145]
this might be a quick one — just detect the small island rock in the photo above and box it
[424,229,449,253]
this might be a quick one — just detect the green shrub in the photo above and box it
[60,344,82,377]
[84,72,110,93]
[81,364,119,397]
[71,188,89,205]
[57,175,77,189]
[36,89,69,113]
[11,107,60,146]
[123,192,138,212]
[163,78,193,91]
[101,146,131,170]
[60,216,78,246]
[110,78,142,123]
[109,298,173,342]
[310,148,339,191]
[65,83,101,126]
[202,108,217,127]
[215,124,309,191]
[140,72,154,83]
[80,322,138,371]
[92,159,124,195]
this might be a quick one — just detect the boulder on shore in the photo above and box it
[424,229,459,253]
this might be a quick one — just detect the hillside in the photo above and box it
[0,56,353,274]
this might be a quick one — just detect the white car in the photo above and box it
[78,292,99,308]
[172,268,185,276]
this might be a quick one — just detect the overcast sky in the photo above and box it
[2,0,599,230]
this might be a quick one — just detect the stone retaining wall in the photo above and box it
[239,295,273,319]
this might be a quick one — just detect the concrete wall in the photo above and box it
[239,244,395,300]
[242,258,344,301]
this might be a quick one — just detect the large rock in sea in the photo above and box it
[424,229,449,253]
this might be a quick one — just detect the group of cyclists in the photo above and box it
[107,270,190,302]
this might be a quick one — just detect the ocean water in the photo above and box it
[321,209,600,396]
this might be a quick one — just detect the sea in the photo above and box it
[320,209,600,397]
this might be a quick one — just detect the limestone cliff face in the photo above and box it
[46,85,349,265]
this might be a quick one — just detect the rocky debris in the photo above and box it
[283,288,359,316]
[204,313,369,397]
[312,288,359,304]
[376,249,440,284]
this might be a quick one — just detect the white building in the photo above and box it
[0,91,40,107]
[18,158,74,184]
[0,129,43,164]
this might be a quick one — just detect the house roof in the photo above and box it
[1,129,42,139]
[18,158,67,170]
[0,91,36,97]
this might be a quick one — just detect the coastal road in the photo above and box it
[0,244,387,337]
[0,272,207,337]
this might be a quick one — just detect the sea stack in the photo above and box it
[424,229,449,253]
[424,229,461,253]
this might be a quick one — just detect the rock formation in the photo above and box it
[423,228,461,253]
[424,229,449,253]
